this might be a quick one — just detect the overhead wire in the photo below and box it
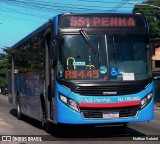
[0,0,157,22]
[0,14,44,22]
[112,0,130,11]
[0,6,48,19]
[0,0,134,12]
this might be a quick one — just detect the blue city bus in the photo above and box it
[8,11,153,131]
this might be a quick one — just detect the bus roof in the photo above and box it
[9,21,53,52]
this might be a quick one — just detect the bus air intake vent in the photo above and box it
[80,106,139,119]
[73,82,149,96]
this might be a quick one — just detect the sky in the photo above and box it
[0,0,145,53]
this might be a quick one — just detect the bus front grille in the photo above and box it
[59,78,151,96]
[80,106,139,119]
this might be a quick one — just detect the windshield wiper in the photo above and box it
[79,29,99,55]
[114,31,129,55]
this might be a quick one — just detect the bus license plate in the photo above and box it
[103,112,119,119]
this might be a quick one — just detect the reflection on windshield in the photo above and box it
[57,34,150,82]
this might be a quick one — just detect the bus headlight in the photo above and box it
[59,95,80,112]
[140,93,153,109]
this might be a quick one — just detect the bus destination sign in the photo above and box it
[70,16,135,27]
[60,15,145,28]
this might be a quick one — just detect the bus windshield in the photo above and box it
[57,34,151,82]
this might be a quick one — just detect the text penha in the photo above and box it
[70,16,136,27]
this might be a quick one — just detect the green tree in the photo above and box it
[133,0,160,38]
[0,47,9,89]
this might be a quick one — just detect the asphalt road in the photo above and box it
[0,94,160,144]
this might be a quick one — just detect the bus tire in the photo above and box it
[123,122,128,127]
[41,110,51,133]
[17,94,22,120]
[44,120,51,133]
[120,122,128,132]
[40,95,51,133]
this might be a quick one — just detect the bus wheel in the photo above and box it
[123,122,128,127]
[120,122,128,132]
[40,98,51,133]
[17,97,22,120]
[41,109,51,133]
[41,110,46,128]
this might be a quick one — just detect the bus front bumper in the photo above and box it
[56,98,154,124]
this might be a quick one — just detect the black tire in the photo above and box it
[40,96,51,133]
[17,96,22,120]
[41,109,51,133]
[123,122,128,127]
[120,122,128,132]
